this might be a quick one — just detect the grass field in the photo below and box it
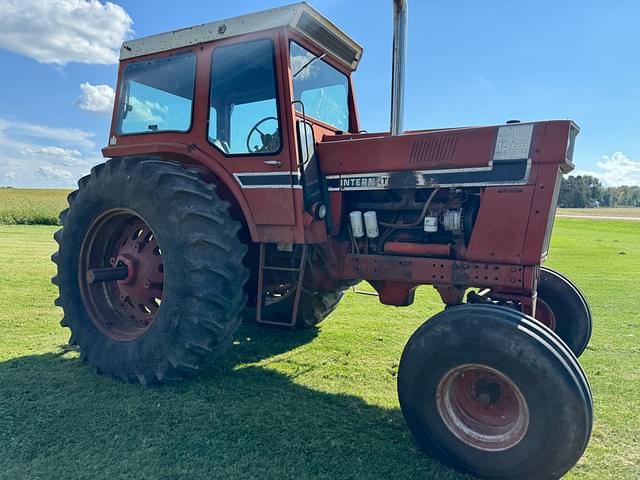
[1,187,638,226]
[557,207,640,218]
[0,188,71,225]
[0,219,639,479]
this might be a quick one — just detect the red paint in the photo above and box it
[103,21,578,312]
[384,242,451,257]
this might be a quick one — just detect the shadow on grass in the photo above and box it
[0,324,470,480]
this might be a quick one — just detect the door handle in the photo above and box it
[263,160,282,167]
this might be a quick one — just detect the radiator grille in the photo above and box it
[408,136,457,165]
[295,11,359,67]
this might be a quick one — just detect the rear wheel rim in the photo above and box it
[535,299,557,330]
[263,280,296,306]
[79,209,164,341]
[436,364,529,451]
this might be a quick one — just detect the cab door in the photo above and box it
[288,38,353,232]
[205,34,296,227]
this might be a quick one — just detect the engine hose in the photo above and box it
[378,188,440,228]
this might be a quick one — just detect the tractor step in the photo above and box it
[256,243,308,328]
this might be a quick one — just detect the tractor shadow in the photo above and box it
[0,324,473,480]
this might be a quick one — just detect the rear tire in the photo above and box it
[52,157,249,384]
[536,266,592,357]
[250,288,346,329]
[295,289,345,328]
[398,304,592,480]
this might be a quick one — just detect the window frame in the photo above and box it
[288,39,351,133]
[206,37,284,158]
[116,51,197,137]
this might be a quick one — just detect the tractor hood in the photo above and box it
[316,121,578,191]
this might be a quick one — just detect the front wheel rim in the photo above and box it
[436,364,530,451]
[79,209,164,341]
[535,299,557,330]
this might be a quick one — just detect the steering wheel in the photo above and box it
[246,116,279,153]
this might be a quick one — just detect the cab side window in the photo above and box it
[209,39,281,155]
[118,52,196,134]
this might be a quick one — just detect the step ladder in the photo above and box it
[256,243,308,327]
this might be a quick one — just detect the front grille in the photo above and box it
[295,11,359,67]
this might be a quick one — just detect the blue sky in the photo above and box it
[0,0,638,187]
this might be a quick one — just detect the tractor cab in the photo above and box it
[104,2,362,243]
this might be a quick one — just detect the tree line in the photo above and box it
[559,175,640,208]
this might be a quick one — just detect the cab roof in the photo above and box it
[120,2,363,71]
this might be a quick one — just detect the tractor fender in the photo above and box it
[102,142,259,241]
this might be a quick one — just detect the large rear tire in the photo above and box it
[536,266,592,357]
[52,157,249,384]
[250,288,346,329]
[398,304,592,480]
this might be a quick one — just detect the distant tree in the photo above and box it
[559,175,602,208]
[600,188,614,207]
[559,175,640,207]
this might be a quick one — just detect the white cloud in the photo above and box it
[77,83,115,116]
[596,152,640,186]
[0,118,102,187]
[35,165,76,184]
[0,0,132,65]
[573,152,640,187]
[0,118,96,150]
[127,97,168,123]
[21,146,89,167]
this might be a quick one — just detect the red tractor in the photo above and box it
[52,2,593,478]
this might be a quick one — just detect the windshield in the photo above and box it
[289,41,349,132]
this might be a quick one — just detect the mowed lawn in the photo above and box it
[0,219,638,479]
[557,207,640,218]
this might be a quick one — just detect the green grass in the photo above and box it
[0,220,638,479]
[557,207,640,218]
[0,188,71,225]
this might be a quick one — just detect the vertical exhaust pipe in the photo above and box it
[390,0,408,136]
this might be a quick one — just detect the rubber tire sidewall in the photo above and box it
[56,158,247,381]
[398,305,592,480]
[538,267,592,357]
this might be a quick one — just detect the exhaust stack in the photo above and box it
[390,0,408,136]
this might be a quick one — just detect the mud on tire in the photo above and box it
[52,157,249,384]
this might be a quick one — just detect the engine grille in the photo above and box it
[408,136,457,165]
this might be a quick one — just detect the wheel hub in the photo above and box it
[79,210,164,341]
[436,364,529,451]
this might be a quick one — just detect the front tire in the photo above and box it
[536,266,592,357]
[52,157,249,384]
[397,304,592,480]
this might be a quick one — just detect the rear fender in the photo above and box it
[102,143,259,241]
